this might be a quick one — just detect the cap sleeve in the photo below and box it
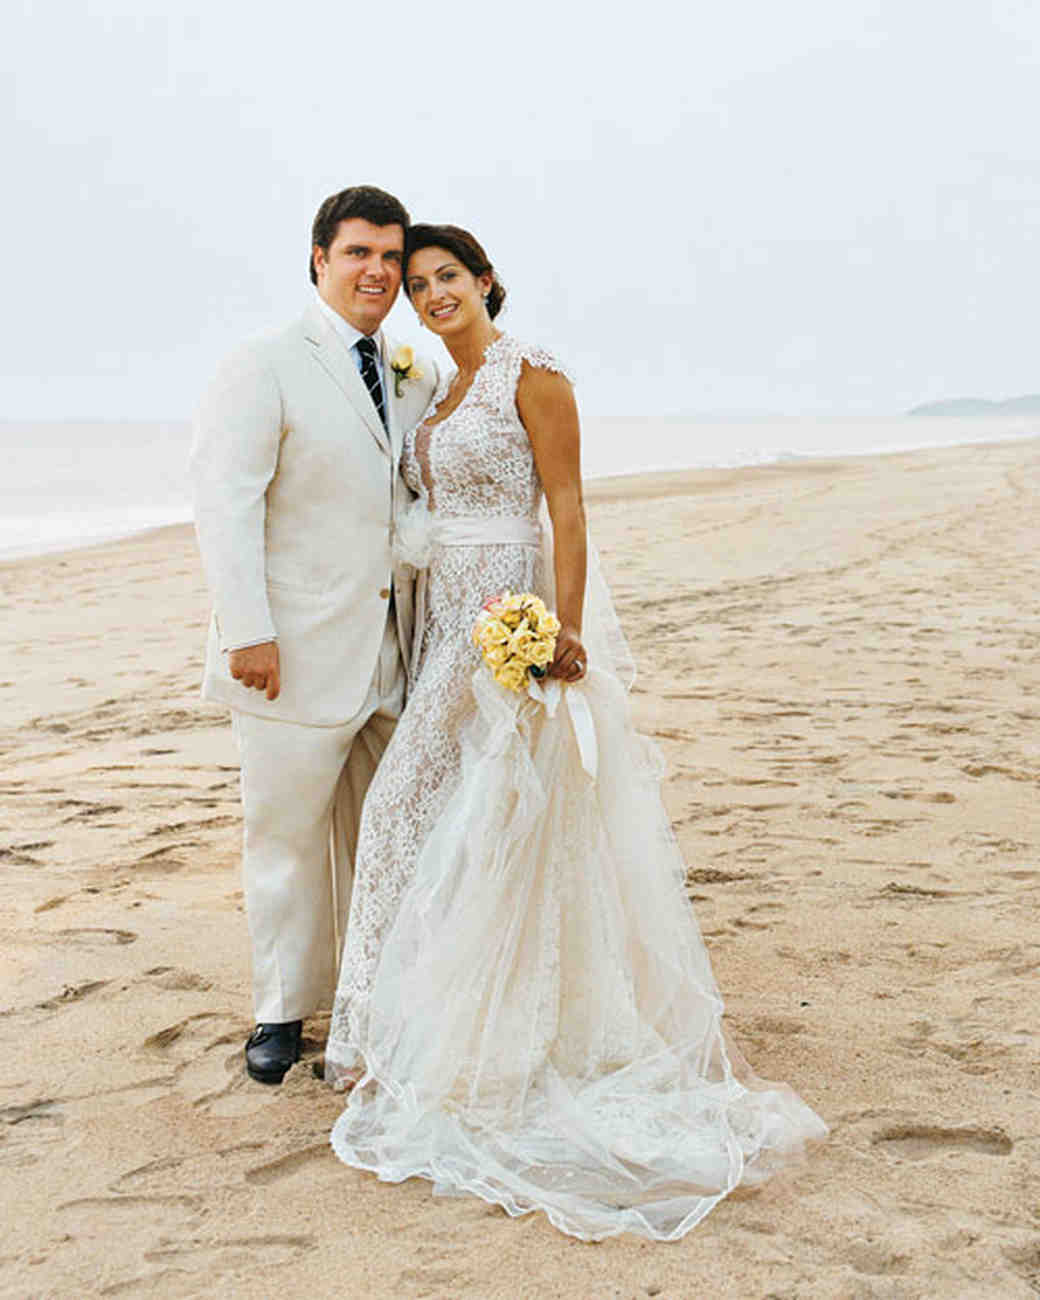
[508,338,575,390]
[490,337,574,423]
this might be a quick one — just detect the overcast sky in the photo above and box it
[4,0,1038,418]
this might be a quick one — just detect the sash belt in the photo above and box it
[431,515,541,547]
[401,511,542,680]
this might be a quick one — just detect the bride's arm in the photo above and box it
[517,362,588,680]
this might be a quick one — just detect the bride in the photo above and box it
[323,223,827,1241]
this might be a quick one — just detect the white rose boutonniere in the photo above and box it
[390,345,424,398]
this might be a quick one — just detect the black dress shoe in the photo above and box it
[245,1021,302,1084]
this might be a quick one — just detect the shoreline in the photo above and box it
[5,428,1039,567]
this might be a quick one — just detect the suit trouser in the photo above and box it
[231,615,404,1023]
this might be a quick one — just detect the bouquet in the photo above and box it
[472,591,561,693]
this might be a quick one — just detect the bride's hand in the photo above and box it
[549,627,587,682]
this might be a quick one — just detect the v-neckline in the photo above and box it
[419,332,506,436]
[410,334,507,512]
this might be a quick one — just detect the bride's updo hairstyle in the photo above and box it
[404,224,507,319]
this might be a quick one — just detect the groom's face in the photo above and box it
[313,218,404,335]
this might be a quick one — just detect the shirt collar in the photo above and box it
[313,290,382,355]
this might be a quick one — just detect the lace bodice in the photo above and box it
[402,334,570,519]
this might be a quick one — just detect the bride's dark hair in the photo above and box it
[404,224,507,319]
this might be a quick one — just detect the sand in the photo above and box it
[1,439,1039,1299]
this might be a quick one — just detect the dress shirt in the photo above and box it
[314,290,385,390]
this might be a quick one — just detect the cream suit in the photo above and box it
[191,301,437,1021]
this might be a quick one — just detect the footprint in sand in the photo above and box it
[687,867,756,885]
[58,1192,202,1222]
[108,1142,265,1195]
[60,802,123,824]
[0,844,49,866]
[244,1144,331,1185]
[126,1234,316,1290]
[845,1238,912,1277]
[1003,1239,1040,1292]
[133,847,189,872]
[142,1012,227,1052]
[749,1014,805,1036]
[34,895,69,913]
[143,966,213,992]
[872,1123,1013,1159]
[54,926,137,946]
[0,1099,65,1168]
[877,882,955,901]
[36,979,110,1010]
[108,1155,185,1192]
[141,1010,272,1116]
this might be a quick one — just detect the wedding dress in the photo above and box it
[325,334,826,1240]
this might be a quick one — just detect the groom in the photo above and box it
[191,185,437,1083]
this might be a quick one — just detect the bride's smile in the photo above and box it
[406,247,492,338]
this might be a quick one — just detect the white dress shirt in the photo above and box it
[314,290,386,389]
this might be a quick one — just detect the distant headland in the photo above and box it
[909,394,1040,417]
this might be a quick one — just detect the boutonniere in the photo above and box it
[390,345,424,398]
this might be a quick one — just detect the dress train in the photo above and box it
[331,666,827,1241]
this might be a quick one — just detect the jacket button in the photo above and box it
[379,587,390,599]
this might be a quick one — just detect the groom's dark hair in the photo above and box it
[309,185,410,284]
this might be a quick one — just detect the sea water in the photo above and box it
[1,415,1036,560]
[0,421,194,559]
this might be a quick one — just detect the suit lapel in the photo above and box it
[302,303,390,457]
[381,334,406,463]
[382,335,438,464]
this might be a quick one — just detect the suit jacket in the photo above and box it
[190,302,438,725]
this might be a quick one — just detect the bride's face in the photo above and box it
[406,246,491,337]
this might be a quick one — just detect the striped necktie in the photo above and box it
[355,335,387,430]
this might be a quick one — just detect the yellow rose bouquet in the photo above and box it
[472,591,561,693]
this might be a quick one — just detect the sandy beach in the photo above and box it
[2,438,1039,1299]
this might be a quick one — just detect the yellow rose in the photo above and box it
[541,613,561,637]
[529,639,554,667]
[483,642,511,669]
[507,629,537,662]
[391,345,415,372]
[495,662,528,692]
[479,617,511,646]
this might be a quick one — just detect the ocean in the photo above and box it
[1,414,1037,560]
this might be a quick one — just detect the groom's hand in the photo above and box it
[229,641,281,700]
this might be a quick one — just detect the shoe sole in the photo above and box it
[245,1049,301,1085]
[245,1062,291,1084]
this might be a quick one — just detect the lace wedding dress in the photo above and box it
[325,335,826,1241]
